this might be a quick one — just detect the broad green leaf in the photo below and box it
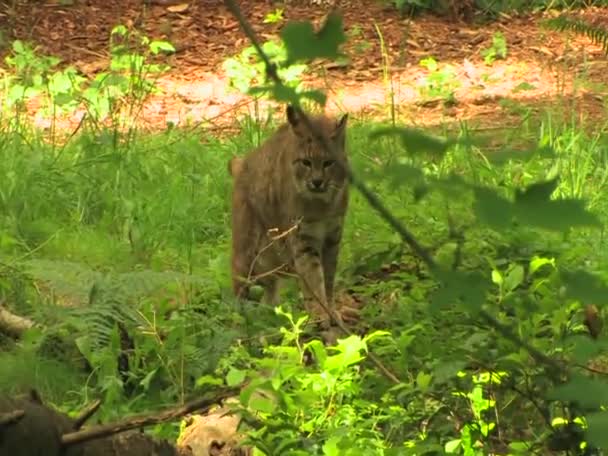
[514,197,601,231]
[370,126,451,158]
[548,374,608,409]
[304,339,327,366]
[529,256,555,275]
[226,367,247,386]
[503,264,524,293]
[561,269,608,306]
[416,371,432,391]
[363,330,392,344]
[473,186,513,229]
[512,177,601,230]
[384,163,425,190]
[111,25,128,36]
[515,177,559,204]
[433,360,467,384]
[249,394,277,414]
[12,40,24,53]
[281,13,346,64]
[484,144,555,165]
[444,439,461,453]
[195,375,224,388]
[491,269,503,286]
[430,269,489,314]
[435,242,458,269]
[150,40,176,54]
[586,411,608,448]
[139,367,159,391]
[570,335,602,363]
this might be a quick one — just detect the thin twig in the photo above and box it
[72,399,103,431]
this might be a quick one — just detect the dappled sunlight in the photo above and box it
[3,0,608,134]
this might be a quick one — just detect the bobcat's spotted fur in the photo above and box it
[229,106,351,326]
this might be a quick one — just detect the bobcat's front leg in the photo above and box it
[322,228,359,325]
[291,233,331,328]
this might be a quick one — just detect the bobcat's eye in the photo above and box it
[323,160,335,168]
[301,159,312,167]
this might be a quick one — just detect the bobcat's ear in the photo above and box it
[332,113,348,145]
[286,105,307,137]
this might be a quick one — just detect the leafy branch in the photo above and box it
[223,0,565,382]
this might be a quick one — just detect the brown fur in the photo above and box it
[229,106,350,326]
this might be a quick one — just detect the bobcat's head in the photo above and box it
[287,106,349,201]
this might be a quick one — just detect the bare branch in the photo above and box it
[61,387,238,447]
[0,410,25,428]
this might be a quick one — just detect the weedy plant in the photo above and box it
[417,56,460,105]
[480,31,507,66]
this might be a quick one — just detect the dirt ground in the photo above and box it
[1,0,608,133]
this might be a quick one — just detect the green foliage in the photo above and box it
[417,57,460,105]
[223,40,308,99]
[0,25,174,132]
[263,8,285,24]
[82,25,175,125]
[480,31,507,65]
[224,308,393,455]
[280,12,346,65]
[2,6,608,455]
[543,14,608,55]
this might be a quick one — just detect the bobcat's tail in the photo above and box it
[228,157,244,177]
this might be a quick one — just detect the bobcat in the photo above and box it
[229,106,355,327]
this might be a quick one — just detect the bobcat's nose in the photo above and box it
[310,179,324,191]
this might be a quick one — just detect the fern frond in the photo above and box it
[22,260,206,351]
[543,15,608,55]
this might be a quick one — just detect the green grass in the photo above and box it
[1,105,608,451]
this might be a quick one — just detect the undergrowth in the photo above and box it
[1,8,608,456]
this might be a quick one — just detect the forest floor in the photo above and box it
[2,0,608,133]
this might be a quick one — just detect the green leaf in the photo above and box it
[304,339,327,366]
[561,269,608,306]
[195,375,224,388]
[586,411,608,448]
[485,144,555,165]
[444,439,461,453]
[515,178,559,205]
[503,264,524,293]
[281,13,346,64]
[249,394,277,414]
[472,186,513,229]
[111,25,128,36]
[430,270,490,314]
[416,371,432,391]
[149,40,176,55]
[226,367,247,386]
[384,163,425,190]
[529,256,555,275]
[12,40,24,54]
[370,126,451,158]
[139,367,159,391]
[512,177,601,230]
[570,335,602,363]
[491,269,503,286]
[548,374,608,409]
